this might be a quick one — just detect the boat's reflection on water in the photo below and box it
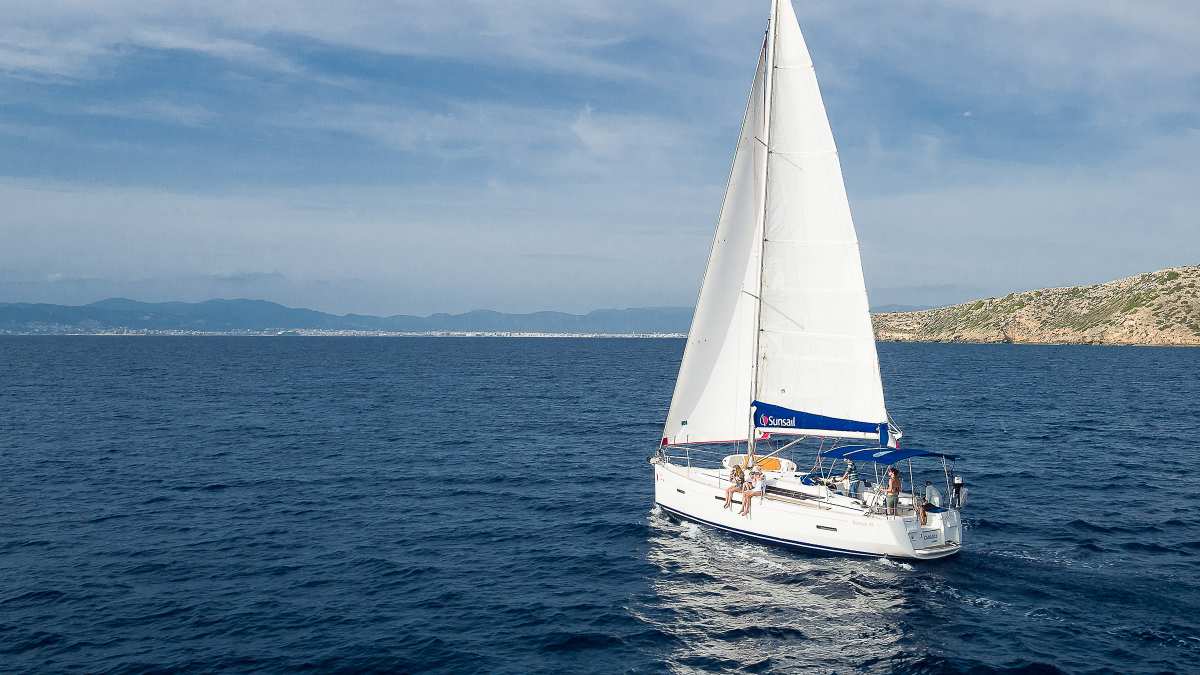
[635,507,914,672]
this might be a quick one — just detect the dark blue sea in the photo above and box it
[2,337,1198,673]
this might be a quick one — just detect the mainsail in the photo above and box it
[662,0,889,447]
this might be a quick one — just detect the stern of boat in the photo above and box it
[897,507,963,560]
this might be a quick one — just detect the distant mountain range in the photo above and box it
[0,298,695,334]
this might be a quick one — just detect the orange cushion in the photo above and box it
[753,457,783,472]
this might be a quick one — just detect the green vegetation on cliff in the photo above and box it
[873,266,1200,346]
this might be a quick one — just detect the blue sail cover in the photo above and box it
[753,400,887,442]
[820,446,957,464]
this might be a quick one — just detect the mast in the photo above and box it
[746,0,779,464]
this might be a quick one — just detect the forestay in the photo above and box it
[663,0,889,447]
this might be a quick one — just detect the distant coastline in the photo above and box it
[2,265,1196,346]
[0,300,694,336]
[12,330,687,339]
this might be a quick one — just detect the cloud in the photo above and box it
[0,119,66,142]
[279,101,569,157]
[0,1,1196,313]
[0,27,116,81]
[3,1,1195,110]
[272,99,705,184]
[520,252,615,264]
[0,21,287,82]
[0,1,678,82]
[0,175,722,314]
[798,1,1200,135]
[81,100,217,127]
[854,129,1200,296]
[569,104,689,160]
[130,28,302,74]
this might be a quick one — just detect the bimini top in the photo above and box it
[820,445,958,464]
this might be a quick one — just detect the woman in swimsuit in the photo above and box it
[723,464,746,510]
[886,466,901,516]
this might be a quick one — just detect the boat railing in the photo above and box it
[662,444,933,519]
[660,444,728,475]
[661,444,814,490]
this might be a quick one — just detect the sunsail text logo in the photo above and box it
[760,414,796,428]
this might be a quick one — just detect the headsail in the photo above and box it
[661,40,769,446]
[663,0,889,447]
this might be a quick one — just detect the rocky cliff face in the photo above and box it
[873,266,1200,346]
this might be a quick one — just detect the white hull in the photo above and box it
[652,460,962,560]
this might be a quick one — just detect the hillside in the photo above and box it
[872,266,1200,346]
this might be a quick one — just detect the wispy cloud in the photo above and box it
[0,175,718,313]
[81,100,217,127]
[130,28,302,75]
[0,1,665,82]
[0,1,1196,313]
[855,129,1200,295]
[279,102,570,157]
[273,99,704,183]
[0,119,66,142]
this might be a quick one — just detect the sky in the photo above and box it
[1,1,1197,315]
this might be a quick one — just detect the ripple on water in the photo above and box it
[1,338,1198,673]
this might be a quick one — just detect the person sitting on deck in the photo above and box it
[886,466,902,516]
[739,467,767,517]
[835,460,859,498]
[723,464,746,510]
[918,480,944,526]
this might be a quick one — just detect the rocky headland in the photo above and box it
[873,266,1200,346]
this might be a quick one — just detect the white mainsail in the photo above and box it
[663,0,889,447]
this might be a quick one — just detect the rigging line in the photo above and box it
[773,148,838,157]
[755,295,806,332]
[751,437,805,466]
[753,136,836,160]
[759,239,858,246]
[770,148,837,174]
[756,327,868,340]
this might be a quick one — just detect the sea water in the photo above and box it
[1,337,1197,673]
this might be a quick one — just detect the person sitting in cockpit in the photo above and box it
[917,480,945,525]
[924,480,943,508]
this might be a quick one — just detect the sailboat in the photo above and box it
[651,0,965,559]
